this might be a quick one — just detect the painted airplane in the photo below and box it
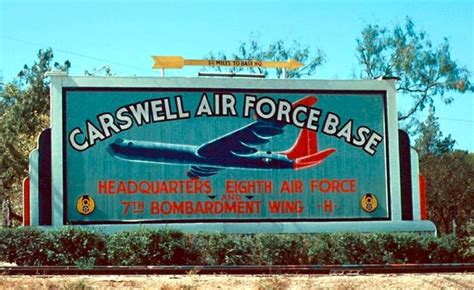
[108,96,336,179]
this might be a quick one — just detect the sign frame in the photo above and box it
[61,86,392,225]
[49,73,408,232]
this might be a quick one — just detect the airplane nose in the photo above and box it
[108,138,125,155]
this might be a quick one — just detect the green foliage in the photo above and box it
[420,150,474,235]
[107,229,152,266]
[428,234,460,263]
[47,227,107,266]
[357,17,473,121]
[207,34,324,78]
[307,233,344,264]
[357,17,472,239]
[0,227,47,265]
[459,221,474,262]
[146,229,197,265]
[0,48,70,225]
[358,234,388,264]
[107,229,197,265]
[0,227,105,266]
[413,108,455,157]
[193,233,255,265]
[338,233,372,264]
[412,102,471,238]
[255,234,309,265]
[0,229,469,266]
[387,233,430,263]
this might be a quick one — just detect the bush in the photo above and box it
[0,228,21,264]
[107,229,198,265]
[47,227,107,266]
[107,229,152,266]
[458,220,474,263]
[0,228,470,266]
[193,233,256,265]
[360,234,388,264]
[0,227,106,266]
[391,234,432,263]
[0,228,48,265]
[146,230,198,265]
[255,234,309,265]
[427,234,460,263]
[338,233,369,264]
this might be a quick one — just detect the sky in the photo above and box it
[1,0,473,151]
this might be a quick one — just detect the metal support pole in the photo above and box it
[161,68,165,77]
[282,68,287,79]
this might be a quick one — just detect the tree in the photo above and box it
[207,35,325,79]
[420,151,474,235]
[0,48,70,227]
[412,108,471,236]
[356,17,473,121]
[84,65,114,77]
[356,18,473,236]
[413,107,455,157]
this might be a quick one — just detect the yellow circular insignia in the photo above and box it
[76,195,95,215]
[361,193,378,213]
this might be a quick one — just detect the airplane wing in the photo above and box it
[187,165,221,179]
[195,96,317,160]
[187,96,317,178]
[195,119,286,159]
[185,120,285,179]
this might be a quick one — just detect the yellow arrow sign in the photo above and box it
[152,56,303,70]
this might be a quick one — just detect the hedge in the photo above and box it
[0,227,471,266]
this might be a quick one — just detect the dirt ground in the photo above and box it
[0,273,472,289]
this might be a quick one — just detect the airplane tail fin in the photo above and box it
[280,96,336,169]
[282,128,336,170]
[292,95,317,108]
[282,128,317,160]
[254,95,317,121]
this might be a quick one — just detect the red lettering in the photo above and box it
[149,201,261,215]
[168,181,178,193]
[310,179,357,193]
[122,201,131,214]
[138,181,151,194]
[127,180,138,194]
[108,180,116,193]
[98,180,108,194]
[323,200,333,213]
[161,201,172,215]
[268,200,304,214]
[280,180,303,193]
[151,201,159,214]
[225,180,273,194]
[96,179,214,195]
[117,181,126,194]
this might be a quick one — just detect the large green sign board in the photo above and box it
[64,88,389,224]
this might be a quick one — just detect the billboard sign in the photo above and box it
[62,85,390,224]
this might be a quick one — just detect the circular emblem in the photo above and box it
[76,195,95,215]
[361,193,378,213]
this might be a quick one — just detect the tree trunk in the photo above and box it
[2,199,22,227]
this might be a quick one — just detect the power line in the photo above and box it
[3,35,150,72]
[438,117,474,123]
[414,113,474,123]
[3,36,474,124]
